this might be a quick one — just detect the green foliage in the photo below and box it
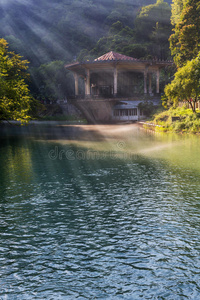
[29,60,75,103]
[105,0,137,28]
[164,0,200,114]
[170,0,200,67]
[89,23,147,59]
[77,49,94,62]
[134,0,172,59]
[152,107,200,133]
[0,0,172,65]
[37,61,73,101]
[135,0,171,40]
[164,53,200,112]
[84,1,172,61]
[0,38,35,123]
[171,0,188,25]
[122,44,147,59]
[138,101,158,117]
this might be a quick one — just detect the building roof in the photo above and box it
[94,51,138,62]
[65,51,139,69]
[65,51,173,72]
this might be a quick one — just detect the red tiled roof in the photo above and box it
[64,51,173,71]
[94,51,137,62]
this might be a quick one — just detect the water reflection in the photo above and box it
[0,124,200,299]
[34,124,200,173]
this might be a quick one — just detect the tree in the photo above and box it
[134,0,172,59]
[88,22,144,59]
[35,60,74,102]
[164,53,200,112]
[169,0,200,67]
[171,0,188,25]
[0,38,34,123]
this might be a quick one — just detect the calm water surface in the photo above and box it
[0,124,200,299]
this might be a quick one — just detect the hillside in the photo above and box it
[0,0,171,65]
[0,0,172,100]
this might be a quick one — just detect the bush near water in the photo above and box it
[147,107,200,133]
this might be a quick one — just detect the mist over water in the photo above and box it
[0,124,200,299]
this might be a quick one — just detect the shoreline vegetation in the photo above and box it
[143,107,200,134]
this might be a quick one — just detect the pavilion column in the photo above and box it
[73,72,79,96]
[114,66,118,96]
[156,68,160,94]
[149,73,152,94]
[85,69,91,96]
[144,67,148,94]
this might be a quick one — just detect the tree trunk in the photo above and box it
[188,100,195,113]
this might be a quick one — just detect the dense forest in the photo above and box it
[0,0,172,101]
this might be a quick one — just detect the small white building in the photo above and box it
[113,101,143,121]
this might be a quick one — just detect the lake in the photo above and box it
[0,123,200,299]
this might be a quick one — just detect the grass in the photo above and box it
[144,107,200,133]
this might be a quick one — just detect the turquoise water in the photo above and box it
[0,124,200,299]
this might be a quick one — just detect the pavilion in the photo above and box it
[65,51,172,123]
